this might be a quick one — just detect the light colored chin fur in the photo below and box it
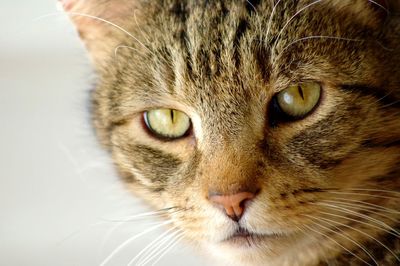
[206,244,320,266]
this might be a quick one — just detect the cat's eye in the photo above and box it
[276,82,321,118]
[269,82,321,127]
[143,109,191,139]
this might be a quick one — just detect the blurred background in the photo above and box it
[0,1,204,265]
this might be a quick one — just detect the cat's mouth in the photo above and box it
[222,227,281,247]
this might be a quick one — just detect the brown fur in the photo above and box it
[65,0,400,265]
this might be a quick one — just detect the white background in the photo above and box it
[0,1,205,265]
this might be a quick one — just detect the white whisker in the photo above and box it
[325,191,400,200]
[316,209,400,238]
[277,35,362,58]
[305,215,377,265]
[99,220,173,266]
[306,214,400,263]
[368,0,390,14]
[128,227,181,266]
[245,0,257,13]
[137,229,183,266]
[372,90,395,105]
[321,200,398,222]
[315,202,400,237]
[102,208,177,223]
[58,209,172,247]
[303,223,370,265]
[341,188,400,197]
[271,0,324,62]
[265,0,284,45]
[149,233,185,266]
[328,197,400,215]
[114,45,140,60]
[34,11,153,55]
[381,99,400,108]
[133,9,150,44]
[100,221,161,257]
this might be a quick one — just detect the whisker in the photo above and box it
[381,99,400,109]
[372,90,396,105]
[315,209,400,239]
[294,223,330,263]
[34,11,147,50]
[57,209,174,246]
[271,0,324,62]
[315,202,400,237]
[128,227,181,266]
[325,191,400,200]
[100,220,163,256]
[305,214,400,263]
[245,0,257,13]
[113,44,185,91]
[100,208,181,253]
[99,220,173,266]
[133,9,150,44]
[302,223,370,265]
[305,215,377,265]
[277,35,362,59]
[102,207,179,223]
[321,200,398,222]
[245,0,263,33]
[341,188,400,197]
[327,197,400,215]
[368,0,390,14]
[33,11,172,65]
[114,45,140,59]
[137,229,183,266]
[265,0,285,45]
[149,233,185,266]
[375,40,395,51]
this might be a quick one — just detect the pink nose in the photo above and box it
[209,192,256,221]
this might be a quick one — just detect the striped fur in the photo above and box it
[66,0,400,265]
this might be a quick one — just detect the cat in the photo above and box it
[62,0,400,265]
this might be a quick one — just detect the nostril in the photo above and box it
[209,191,256,221]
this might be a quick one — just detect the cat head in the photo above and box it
[65,0,400,264]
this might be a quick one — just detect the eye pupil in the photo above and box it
[297,85,305,100]
[170,109,174,123]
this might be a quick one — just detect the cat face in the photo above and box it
[64,0,400,265]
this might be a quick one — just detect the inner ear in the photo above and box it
[61,0,141,67]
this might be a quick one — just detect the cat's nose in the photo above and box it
[209,191,256,221]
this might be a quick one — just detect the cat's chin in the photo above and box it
[220,228,282,249]
[207,238,285,266]
[205,229,291,264]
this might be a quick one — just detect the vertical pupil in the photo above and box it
[297,85,305,100]
[170,109,174,123]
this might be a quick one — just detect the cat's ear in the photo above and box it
[60,0,140,67]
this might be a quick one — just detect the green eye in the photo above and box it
[144,109,191,139]
[277,82,321,118]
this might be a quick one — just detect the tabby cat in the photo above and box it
[62,0,400,265]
